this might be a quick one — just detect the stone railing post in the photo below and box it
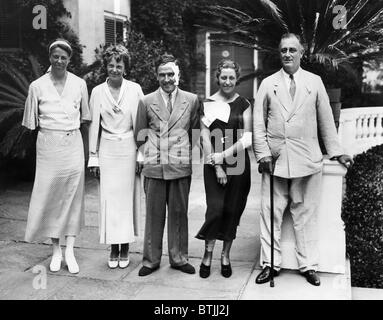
[280,159,347,274]
[338,111,357,156]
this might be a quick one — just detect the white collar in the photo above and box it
[160,87,178,104]
[282,67,302,81]
[104,78,127,107]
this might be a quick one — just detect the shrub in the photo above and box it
[342,144,383,288]
[130,0,207,91]
[84,25,164,94]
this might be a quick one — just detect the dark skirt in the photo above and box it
[196,152,251,241]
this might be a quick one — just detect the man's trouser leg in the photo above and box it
[260,173,289,271]
[167,176,191,267]
[142,177,167,268]
[289,172,322,272]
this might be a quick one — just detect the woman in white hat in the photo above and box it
[23,38,91,274]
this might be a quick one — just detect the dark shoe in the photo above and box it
[171,263,196,274]
[221,263,232,278]
[255,266,280,284]
[302,270,321,286]
[138,265,159,277]
[199,263,211,278]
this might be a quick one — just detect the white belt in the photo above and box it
[39,128,78,135]
[101,130,133,141]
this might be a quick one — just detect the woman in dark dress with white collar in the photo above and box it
[196,59,252,278]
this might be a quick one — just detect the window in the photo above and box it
[0,0,21,50]
[104,11,127,46]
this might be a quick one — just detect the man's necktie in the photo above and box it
[167,92,172,113]
[289,74,296,100]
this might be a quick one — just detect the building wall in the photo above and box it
[62,0,131,64]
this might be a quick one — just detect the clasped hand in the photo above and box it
[206,152,224,166]
[89,167,100,178]
[136,161,143,174]
[258,156,274,174]
[90,161,143,178]
[335,154,354,169]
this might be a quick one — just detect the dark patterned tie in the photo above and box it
[289,74,296,100]
[167,92,172,113]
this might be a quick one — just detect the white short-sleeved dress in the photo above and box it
[22,71,91,242]
[88,79,144,244]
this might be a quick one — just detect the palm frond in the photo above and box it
[0,122,25,158]
[196,0,383,86]
[27,54,43,79]
[0,91,24,105]
[0,83,27,102]
[310,12,320,55]
[0,61,29,96]
[259,0,288,31]
[0,102,24,109]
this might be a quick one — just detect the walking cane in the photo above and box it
[270,169,275,287]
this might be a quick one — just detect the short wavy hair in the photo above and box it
[155,53,179,73]
[215,59,241,85]
[102,44,131,71]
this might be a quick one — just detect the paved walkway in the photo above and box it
[0,153,380,300]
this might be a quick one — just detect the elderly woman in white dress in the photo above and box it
[22,38,91,274]
[88,45,143,269]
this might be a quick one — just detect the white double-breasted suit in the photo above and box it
[253,67,343,272]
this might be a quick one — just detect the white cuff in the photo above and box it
[239,132,252,149]
[88,156,99,167]
[201,115,213,128]
[136,150,144,162]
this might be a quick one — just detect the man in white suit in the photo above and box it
[253,33,353,286]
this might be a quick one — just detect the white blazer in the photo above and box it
[253,68,343,178]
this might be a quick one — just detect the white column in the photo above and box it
[362,114,369,140]
[205,32,211,98]
[253,48,258,100]
[377,113,383,144]
[339,111,357,156]
[280,159,347,273]
[369,113,378,148]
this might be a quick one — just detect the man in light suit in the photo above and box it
[134,54,200,276]
[253,33,353,286]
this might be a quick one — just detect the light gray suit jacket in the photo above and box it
[253,68,343,178]
[134,88,201,180]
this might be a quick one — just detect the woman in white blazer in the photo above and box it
[88,45,143,269]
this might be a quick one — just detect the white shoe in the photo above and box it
[108,257,119,269]
[49,254,62,272]
[65,250,79,274]
[118,257,130,269]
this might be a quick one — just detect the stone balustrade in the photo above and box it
[339,106,383,156]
